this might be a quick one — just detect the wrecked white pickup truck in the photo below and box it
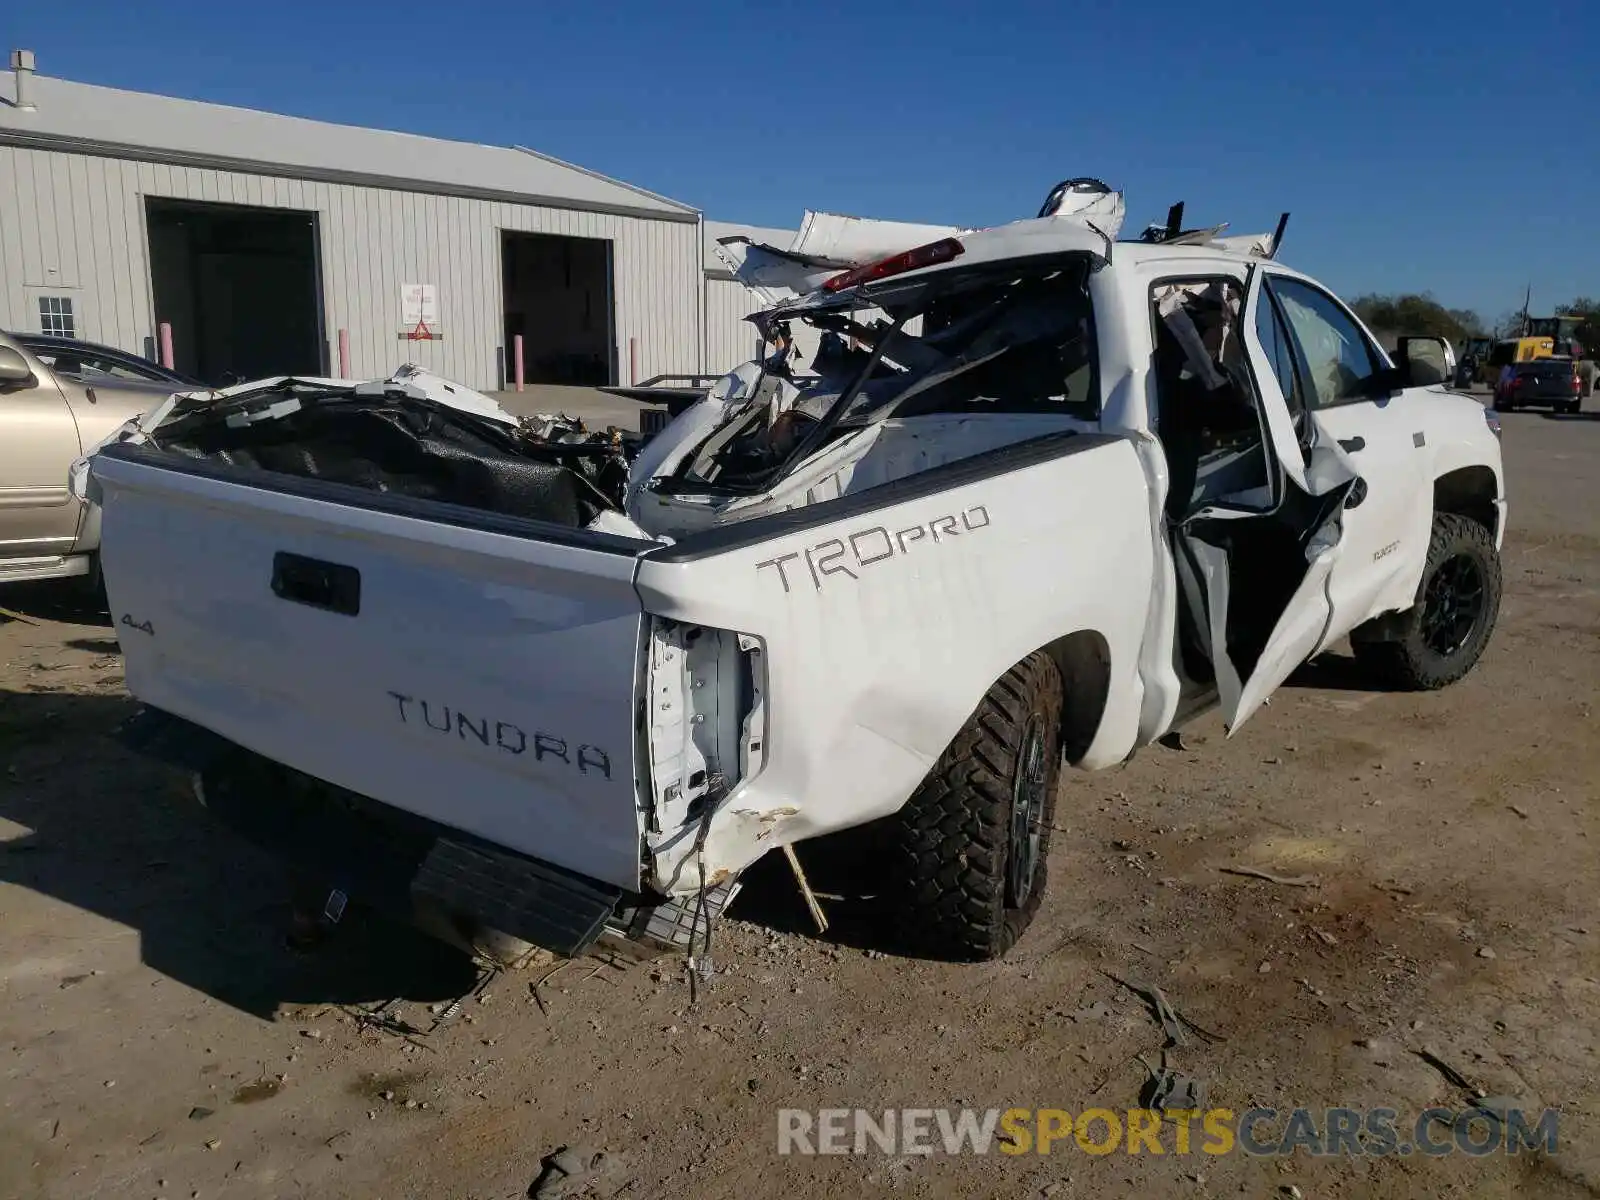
[87,180,1506,964]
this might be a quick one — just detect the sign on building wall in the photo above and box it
[400,283,442,340]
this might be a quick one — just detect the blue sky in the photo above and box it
[7,0,1598,321]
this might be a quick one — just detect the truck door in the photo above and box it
[1155,273,1354,733]
[1260,274,1434,632]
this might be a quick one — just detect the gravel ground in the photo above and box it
[1,403,1597,1200]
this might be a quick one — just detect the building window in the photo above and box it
[39,296,76,338]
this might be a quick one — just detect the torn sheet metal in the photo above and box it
[1210,230,1279,258]
[716,211,973,305]
[789,210,969,265]
[377,364,516,425]
[584,509,660,541]
[712,238,842,306]
[1036,178,1127,239]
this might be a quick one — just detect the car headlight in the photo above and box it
[1484,407,1502,439]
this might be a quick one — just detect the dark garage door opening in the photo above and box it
[502,232,614,387]
[147,199,323,385]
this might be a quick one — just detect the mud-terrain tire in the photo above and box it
[885,652,1063,961]
[1353,514,1501,691]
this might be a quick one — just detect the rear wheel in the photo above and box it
[1353,514,1501,690]
[885,652,1063,961]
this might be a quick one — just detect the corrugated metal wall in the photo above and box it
[0,144,700,389]
[703,276,765,374]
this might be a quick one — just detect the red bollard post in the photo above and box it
[513,334,525,393]
[337,328,350,379]
[158,322,174,370]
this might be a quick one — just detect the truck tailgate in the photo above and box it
[92,444,650,892]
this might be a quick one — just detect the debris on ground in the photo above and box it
[1414,1048,1481,1096]
[1137,1051,1208,1114]
[1219,866,1319,887]
[1102,972,1225,1047]
[528,1145,626,1199]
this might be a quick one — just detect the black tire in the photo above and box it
[884,652,1063,961]
[76,553,109,613]
[1560,401,1581,415]
[1352,514,1501,690]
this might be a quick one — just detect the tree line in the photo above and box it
[1349,293,1597,353]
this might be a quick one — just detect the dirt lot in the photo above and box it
[2,404,1597,1200]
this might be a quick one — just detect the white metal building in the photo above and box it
[0,53,708,391]
[702,219,797,374]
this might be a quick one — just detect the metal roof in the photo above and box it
[0,72,698,223]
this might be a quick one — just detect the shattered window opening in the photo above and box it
[668,260,1099,496]
[1267,277,1383,411]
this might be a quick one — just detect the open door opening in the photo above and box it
[1178,481,1351,728]
[1153,272,1351,732]
[146,199,323,386]
[501,232,614,387]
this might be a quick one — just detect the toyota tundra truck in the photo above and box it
[84,182,1507,964]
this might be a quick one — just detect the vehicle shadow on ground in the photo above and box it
[1542,411,1600,423]
[1286,652,1401,693]
[0,581,113,628]
[726,824,904,956]
[0,688,477,1021]
[63,637,121,654]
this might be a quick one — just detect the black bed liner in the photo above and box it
[154,392,629,530]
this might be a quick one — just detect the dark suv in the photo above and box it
[1496,358,1582,414]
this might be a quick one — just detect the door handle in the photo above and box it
[272,552,361,616]
[1338,436,1366,452]
[1344,478,1369,509]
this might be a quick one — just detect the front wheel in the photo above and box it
[884,652,1063,961]
[1352,514,1502,690]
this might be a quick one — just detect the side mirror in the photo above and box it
[0,346,37,386]
[1395,336,1454,388]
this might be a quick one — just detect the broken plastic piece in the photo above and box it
[322,888,348,924]
[783,843,829,935]
[1138,1051,1208,1114]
